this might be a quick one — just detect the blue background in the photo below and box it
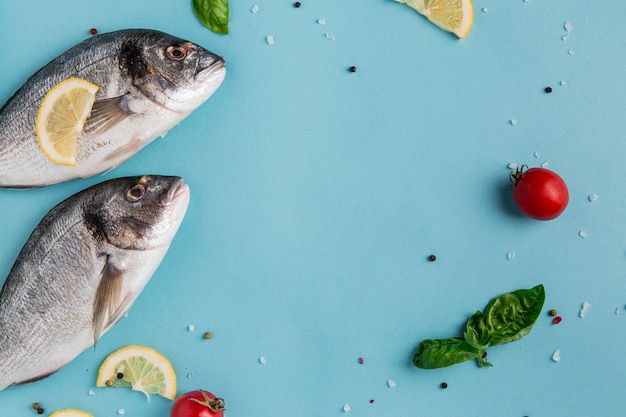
[1,0,625,416]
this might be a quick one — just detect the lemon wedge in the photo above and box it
[396,0,474,39]
[96,345,176,400]
[49,410,94,417]
[35,77,99,166]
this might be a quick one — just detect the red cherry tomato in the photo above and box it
[170,389,225,417]
[510,166,569,220]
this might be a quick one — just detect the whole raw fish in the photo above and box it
[0,29,225,188]
[0,175,190,391]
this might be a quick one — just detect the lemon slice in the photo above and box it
[396,0,474,39]
[96,345,176,400]
[49,410,94,417]
[35,77,99,166]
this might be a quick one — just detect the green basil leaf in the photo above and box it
[192,0,229,35]
[412,338,480,369]
[464,284,545,350]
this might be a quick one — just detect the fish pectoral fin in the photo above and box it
[85,94,132,134]
[92,256,125,348]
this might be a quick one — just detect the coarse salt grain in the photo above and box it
[188,324,195,332]
[616,306,622,315]
[510,119,517,126]
[325,33,336,41]
[562,34,569,41]
[540,160,549,168]
[580,302,591,317]
[568,49,575,55]
[560,80,566,86]
[482,7,488,13]
[507,251,516,261]
[318,18,326,25]
[579,230,588,238]
[564,21,573,31]
[508,162,517,170]
[552,349,561,362]
[387,379,397,388]
[534,152,540,158]
[259,356,267,364]
[187,371,194,378]
[343,403,351,412]
[251,4,259,13]
[588,194,598,202]
[266,35,274,45]
[118,409,126,415]
[88,389,95,395]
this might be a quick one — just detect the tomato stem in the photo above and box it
[189,390,226,412]
[508,164,528,186]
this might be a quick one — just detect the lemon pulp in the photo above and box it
[49,409,94,417]
[397,0,474,39]
[35,77,99,166]
[96,345,176,400]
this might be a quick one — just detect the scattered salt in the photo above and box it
[560,80,567,86]
[580,302,591,317]
[568,49,575,55]
[540,160,549,168]
[343,403,351,412]
[88,389,95,396]
[325,33,336,41]
[510,119,517,126]
[266,35,275,45]
[187,371,194,378]
[259,356,267,364]
[251,4,259,13]
[318,18,326,25]
[552,349,561,362]
[579,230,588,238]
[534,152,540,158]
[118,409,126,415]
[564,21,573,31]
[387,379,397,388]
[588,194,598,202]
[482,7,488,13]
[616,306,622,315]
[507,251,516,261]
[508,162,517,170]
[188,324,195,332]
[562,34,570,41]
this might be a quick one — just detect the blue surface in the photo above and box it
[1,0,626,415]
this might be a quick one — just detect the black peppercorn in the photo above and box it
[294,1,301,7]
[544,86,552,93]
[117,372,124,380]
[428,254,437,262]
[37,408,44,415]
[440,382,448,389]
[349,66,357,73]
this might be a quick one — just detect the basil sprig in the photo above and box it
[413,284,545,369]
[192,0,229,35]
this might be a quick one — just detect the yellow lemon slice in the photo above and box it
[49,410,94,417]
[396,0,474,39]
[35,77,99,166]
[96,345,176,400]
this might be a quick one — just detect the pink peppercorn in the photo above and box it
[89,28,98,35]
[358,357,364,365]
[552,316,562,325]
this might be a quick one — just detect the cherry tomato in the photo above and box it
[509,166,569,220]
[170,389,225,417]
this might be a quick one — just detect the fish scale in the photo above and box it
[0,175,189,391]
[0,29,225,188]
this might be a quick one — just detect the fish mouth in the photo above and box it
[165,178,190,205]
[196,59,226,83]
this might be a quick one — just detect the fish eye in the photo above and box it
[126,184,146,202]
[166,45,187,61]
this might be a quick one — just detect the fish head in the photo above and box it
[120,30,226,113]
[86,175,190,251]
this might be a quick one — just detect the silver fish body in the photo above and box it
[0,29,225,188]
[0,175,190,391]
